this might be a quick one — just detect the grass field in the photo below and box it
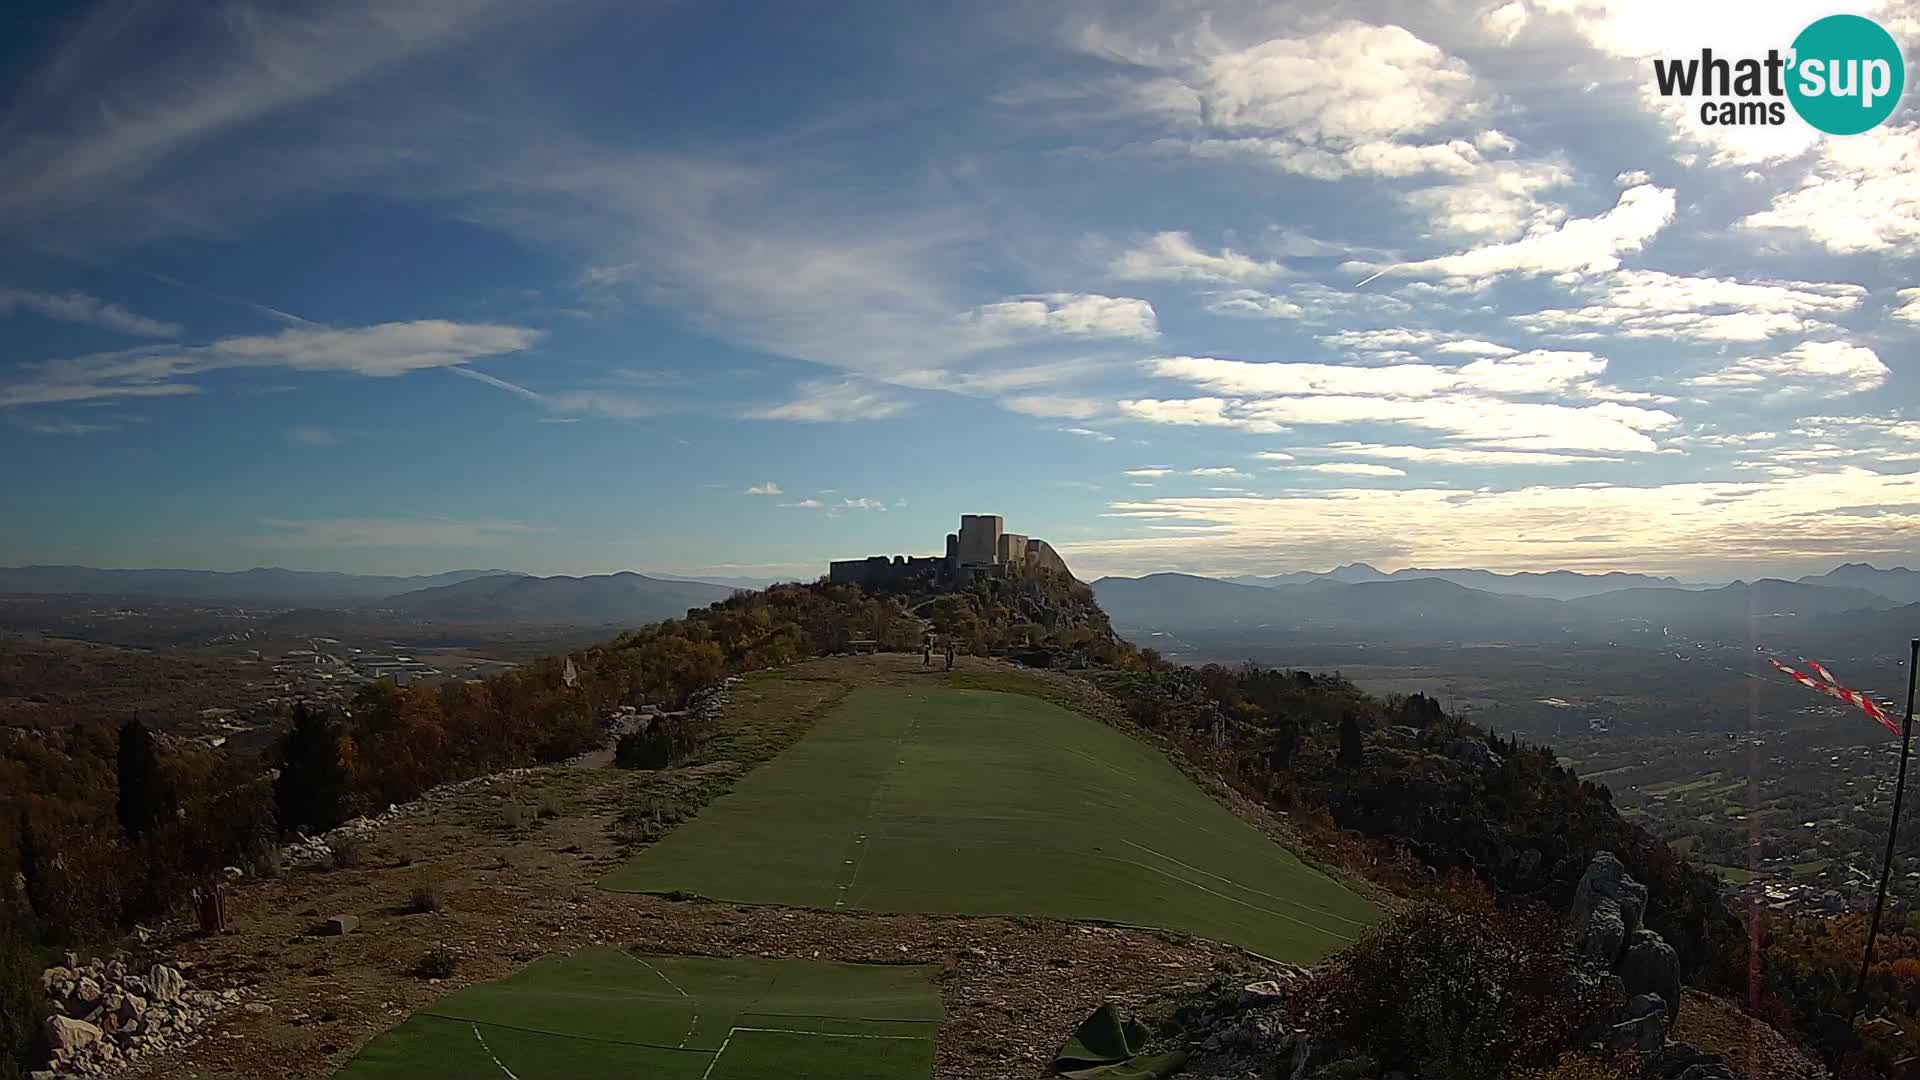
[603,685,1376,962]
[335,949,942,1079]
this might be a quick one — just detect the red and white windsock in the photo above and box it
[1769,657,1897,734]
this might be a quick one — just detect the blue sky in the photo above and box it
[1,0,1916,582]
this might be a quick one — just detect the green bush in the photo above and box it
[0,911,47,1079]
[414,946,457,980]
[1309,902,1617,1080]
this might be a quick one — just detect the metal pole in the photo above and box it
[1847,638,1920,1054]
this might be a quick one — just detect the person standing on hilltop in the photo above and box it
[945,639,956,671]
[923,633,933,668]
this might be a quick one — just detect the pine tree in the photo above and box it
[116,719,173,840]
[274,706,350,835]
[1338,710,1364,769]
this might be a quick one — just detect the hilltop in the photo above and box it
[2,568,1849,1078]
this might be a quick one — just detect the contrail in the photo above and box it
[1353,267,1390,287]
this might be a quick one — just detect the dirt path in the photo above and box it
[122,657,1244,1080]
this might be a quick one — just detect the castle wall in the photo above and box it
[997,532,1029,564]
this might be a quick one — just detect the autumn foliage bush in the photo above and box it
[1306,902,1619,1080]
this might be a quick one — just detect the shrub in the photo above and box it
[414,946,457,979]
[535,792,561,819]
[0,910,47,1078]
[327,835,369,870]
[1308,902,1617,1080]
[500,802,526,831]
[407,882,446,914]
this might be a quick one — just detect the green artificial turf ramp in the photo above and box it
[334,950,942,1080]
[603,686,1377,961]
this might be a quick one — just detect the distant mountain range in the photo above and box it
[1092,571,1909,644]
[363,572,737,624]
[0,565,521,606]
[1797,563,1920,605]
[1225,562,1685,600]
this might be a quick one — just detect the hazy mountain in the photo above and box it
[649,573,786,590]
[1094,574,1566,637]
[366,572,734,624]
[1091,573,1282,628]
[1228,564,1683,600]
[0,565,520,606]
[1797,563,1920,605]
[1230,562,1391,587]
[1094,572,1895,644]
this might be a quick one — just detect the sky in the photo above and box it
[1,0,1916,583]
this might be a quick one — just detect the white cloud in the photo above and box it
[1743,126,1920,255]
[1372,184,1676,285]
[1117,397,1290,433]
[1433,339,1519,357]
[0,288,182,338]
[1123,387,1675,453]
[1893,288,1920,324]
[1150,351,1611,398]
[1206,289,1304,319]
[1306,442,1620,466]
[1188,467,1248,478]
[1511,269,1865,344]
[964,292,1157,341]
[743,379,910,422]
[1110,232,1287,284]
[1614,170,1650,187]
[1061,426,1116,442]
[1062,467,1920,578]
[1125,468,1174,478]
[1292,462,1407,477]
[1402,158,1574,242]
[1001,394,1108,420]
[779,499,825,509]
[1688,341,1890,396]
[743,482,783,496]
[1083,21,1497,183]
[1483,2,1530,42]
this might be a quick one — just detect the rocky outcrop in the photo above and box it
[1618,929,1683,1021]
[1572,851,1688,1050]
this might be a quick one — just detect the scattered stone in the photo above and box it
[322,914,360,936]
[149,965,185,1003]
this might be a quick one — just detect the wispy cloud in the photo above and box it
[286,427,341,447]
[743,378,910,422]
[743,482,783,496]
[0,287,182,337]
[4,320,543,408]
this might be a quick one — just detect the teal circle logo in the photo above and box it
[1787,15,1905,135]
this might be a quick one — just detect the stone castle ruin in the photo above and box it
[829,513,1072,590]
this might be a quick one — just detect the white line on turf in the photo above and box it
[471,1022,523,1080]
[1118,838,1373,928]
[626,953,701,1049]
[700,1024,929,1078]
